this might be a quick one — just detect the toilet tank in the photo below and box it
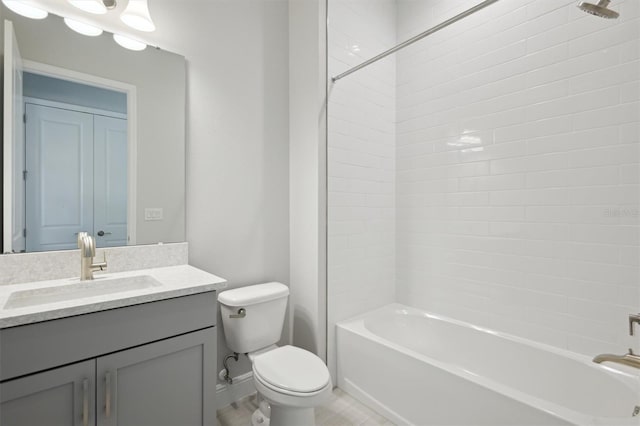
[218,282,289,354]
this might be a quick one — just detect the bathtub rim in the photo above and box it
[336,303,640,426]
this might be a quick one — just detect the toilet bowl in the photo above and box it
[252,345,332,425]
[218,283,332,426]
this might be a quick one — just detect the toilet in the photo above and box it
[218,282,332,426]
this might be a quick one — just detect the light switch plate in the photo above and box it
[145,208,164,221]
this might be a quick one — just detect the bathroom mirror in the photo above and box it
[1,5,186,253]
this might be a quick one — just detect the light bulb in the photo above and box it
[68,0,107,15]
[113,34,147,51]
[2,0,48,19]
[64,17,103,37]
[120,0,155,32]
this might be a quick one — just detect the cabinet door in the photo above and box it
[0,360,95,426]
[96,327,216,426]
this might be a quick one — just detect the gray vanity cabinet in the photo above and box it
[0,360,95,426]
[0,292,217,426]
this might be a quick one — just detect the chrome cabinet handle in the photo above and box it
[105,371,111,418]
[229,308,246,318]
[82,378,89,426]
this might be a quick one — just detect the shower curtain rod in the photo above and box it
[331,0,501,82]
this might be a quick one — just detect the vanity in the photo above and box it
[0,263,227,426]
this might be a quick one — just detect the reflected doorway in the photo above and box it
[23,73,128,252]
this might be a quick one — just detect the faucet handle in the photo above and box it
[99,252,108,270]
[92,252,108,272]
[629,314,640,336]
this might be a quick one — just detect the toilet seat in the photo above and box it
[253,345,331,395]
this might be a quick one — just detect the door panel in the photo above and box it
[94,115,127,247]
[0,360,95,426]
[25,104,94,252]
[96,328,216,426]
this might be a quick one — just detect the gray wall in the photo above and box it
[289,0,327,360]
[2,6,186,246]
[142,0,291,384]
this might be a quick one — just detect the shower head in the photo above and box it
[577,0,619,19]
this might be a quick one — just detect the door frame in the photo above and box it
[3,20,25,254]
[24,97,127,121]
[22,59,138,246]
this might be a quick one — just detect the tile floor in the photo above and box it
[217,388,395,426]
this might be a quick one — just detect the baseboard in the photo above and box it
[216,371,256,410]
[341,378,413,426]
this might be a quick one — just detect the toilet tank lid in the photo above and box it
[218,282,289,307]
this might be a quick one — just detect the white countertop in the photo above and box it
[0,265,227,328]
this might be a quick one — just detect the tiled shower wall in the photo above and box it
[395,0,640,355]
[327,0,397,374]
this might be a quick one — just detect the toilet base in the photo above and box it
[269,405,315,426]
[251,408,270,426]
[253,369,330,426]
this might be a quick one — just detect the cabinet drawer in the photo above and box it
[0,292,216,381]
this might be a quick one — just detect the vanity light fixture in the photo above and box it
[120,0,155,32]
[64,17,103,36]
[2,0,48,19]
[113,33,146,51]
[68,0,107,15]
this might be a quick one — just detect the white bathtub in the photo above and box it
[337,304,640,426]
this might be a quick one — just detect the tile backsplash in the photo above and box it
[0,243,188,286]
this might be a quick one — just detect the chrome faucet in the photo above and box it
[593,349,640,369]
[77,232,107,281]
[629,313,640,336]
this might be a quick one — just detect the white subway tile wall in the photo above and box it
[329,0,638,360]
[327,0,397,373]
[395,0,639,355]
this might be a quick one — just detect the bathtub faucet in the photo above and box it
[629,313,640,336]
[593,348,640,369]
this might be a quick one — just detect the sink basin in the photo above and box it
[3,275,163,310]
